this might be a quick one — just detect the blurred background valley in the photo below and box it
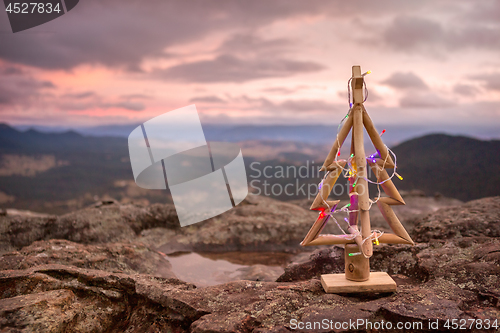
[1,122,498,215]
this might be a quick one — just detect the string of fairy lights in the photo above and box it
[315,71,404,255]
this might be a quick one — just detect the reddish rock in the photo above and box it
[0,196,499,332]
[0,239,175,279]
[276,246,344,282]
[411,196,500,242]
[0,252,499,332]
[0,196,316,254]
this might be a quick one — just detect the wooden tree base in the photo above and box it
[321,272,396,293]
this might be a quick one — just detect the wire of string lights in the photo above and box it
[315,71,401,254]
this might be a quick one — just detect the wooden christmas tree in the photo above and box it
[301,66,414,293]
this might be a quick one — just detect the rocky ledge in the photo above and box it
[0,195,316,255]
[0,196,499,332]
[0,192,462,255]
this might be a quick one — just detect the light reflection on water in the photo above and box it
[165,251,294,287]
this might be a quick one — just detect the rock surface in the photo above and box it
[291,190,463,233]
[0,239,175,279]
[0,265,197,332]
[0,196,319,254]
[279,197,500,288]
[0,201,179,253]
[0,193,465,255]
[278,239,500,296]
[1,263,498,332]
[0,196,499,332]
[411,196,500,242]
[277,246,345,282]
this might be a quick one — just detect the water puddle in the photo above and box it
[165,251,295,287]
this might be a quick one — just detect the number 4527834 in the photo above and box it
[444,319,498,330]
[5,2,61,14]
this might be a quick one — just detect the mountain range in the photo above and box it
[0,123,498,213]
[13,123,500,147]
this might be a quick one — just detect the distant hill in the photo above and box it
[0,123,125,154]
[392,134,500,202]
[14,122,500,147]
[0,124,498,213]
[0,124,133,213]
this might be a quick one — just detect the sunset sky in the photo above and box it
[1,0,499,130]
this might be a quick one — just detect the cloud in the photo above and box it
[381,72,429,90]
[381,15,500,53]
[0,0,422,71]
[261,85,314,95]
[383,16,443,51]
[468,73,500,91]
[280,99,339,113]
[0,66,24,75]
[453,83,479,96]
[58,100,145,112]
[154,54,325,83]
[152,32,326,83]
[62,91,96,99]
[189,95,226,104]
[0,71,146,113]
[228,94,341,114]
[0,60,148,114]
[217,33,294,56]
[459,1,500,26]
[0,0,333,70]
[447,27,500,51]
[1,1,496,73]
[58,91,146,112]
[262,87,298,95]
[399,92,455,108]
[0,71,55,106]
[120,93,153,100]
[2,1,499,128]
[190,93,342,115]
[106,101,145,111]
